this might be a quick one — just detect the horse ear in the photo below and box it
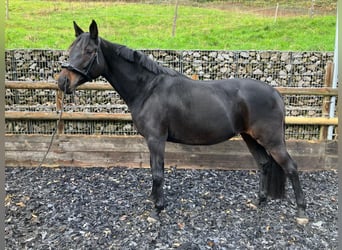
[89,20,98,40]
[73,21,84,37]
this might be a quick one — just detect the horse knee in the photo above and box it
[150,154,165,186]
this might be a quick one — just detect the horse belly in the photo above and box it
[167,108,236,145]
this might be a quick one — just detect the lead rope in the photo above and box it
[38,91,65,168]
[7,89,65,184]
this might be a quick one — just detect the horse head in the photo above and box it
[58,20,105,94]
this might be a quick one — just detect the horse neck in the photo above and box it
[100,40,156,107]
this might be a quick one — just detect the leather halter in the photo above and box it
[61,50,98,81]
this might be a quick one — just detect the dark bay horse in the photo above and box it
[58,20,308,223]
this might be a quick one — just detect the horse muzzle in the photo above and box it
[58,70,76,94]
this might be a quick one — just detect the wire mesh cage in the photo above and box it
[284,95,324,117]
[63,89,129,113]
[6,120,57,135]
[63,120,138,136]
[285,124,321,140]
[5,49,66,82]
[5,49,337,140]
[6,88,57,112]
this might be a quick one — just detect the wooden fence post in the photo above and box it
[172,0,179,37]
[320,62,333,140]
[56,89,64,134]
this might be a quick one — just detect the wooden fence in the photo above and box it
[5,81,338,129]
[4,80,339,170]
[5,134,338,170]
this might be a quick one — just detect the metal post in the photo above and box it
[327,12,338,140]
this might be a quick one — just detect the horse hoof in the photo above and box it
[246,200,258,210]
[296,208,308,225]
[155,201,165,211]
[148,210,160,222]
[296,217,309,225]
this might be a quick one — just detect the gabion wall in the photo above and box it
[6,49,334,86]
[5,49,338,140]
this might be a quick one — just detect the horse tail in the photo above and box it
[265,156,286,199]
[265,94,287,199]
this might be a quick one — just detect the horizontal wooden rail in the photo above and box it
[5,111,132,121]
[285,117,338,125]
[276,87,338,96]
[5,111,338,125]
[5,81,339,96]
[5,81,59,90]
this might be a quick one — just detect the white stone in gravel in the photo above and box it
[312,221,324,228]
[147,216,158,224]
[296,217,309,225]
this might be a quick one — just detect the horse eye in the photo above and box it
[84,48,93,55]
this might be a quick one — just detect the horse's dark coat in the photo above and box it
[58,20,307,220]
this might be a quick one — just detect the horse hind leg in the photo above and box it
[268,145,308,223]
[241,133,286,205]
[242,132,308,223]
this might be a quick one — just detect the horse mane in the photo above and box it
[114,44,179,76]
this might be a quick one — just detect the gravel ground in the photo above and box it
[5,167,337,249]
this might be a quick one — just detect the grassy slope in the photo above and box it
[5,1,336,50]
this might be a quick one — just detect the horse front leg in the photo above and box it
[147,138,166,210]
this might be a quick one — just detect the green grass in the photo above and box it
[5,0,336,50]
